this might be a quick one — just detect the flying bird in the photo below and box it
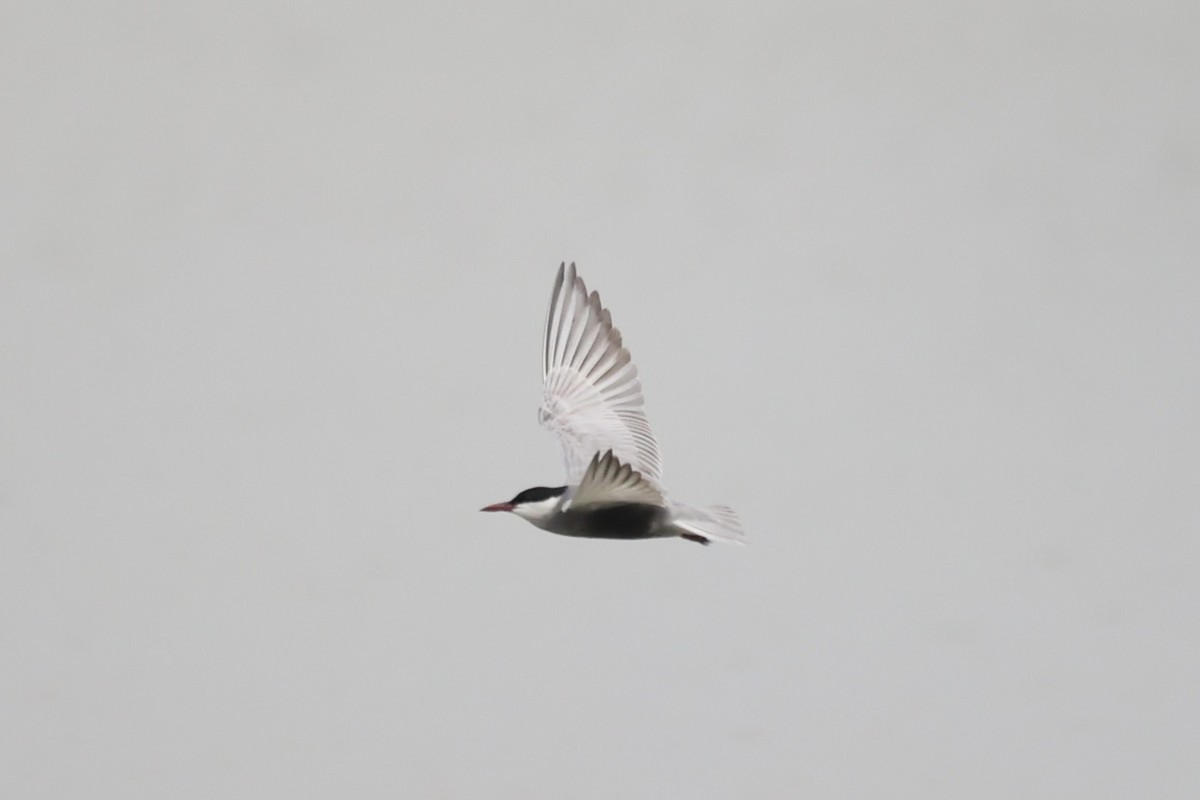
[481,263,745,545]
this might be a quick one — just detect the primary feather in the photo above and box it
[568,450,665,509]
[538,263,664,487]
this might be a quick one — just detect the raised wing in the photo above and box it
[538,263,664,487]
[567,450,665,509]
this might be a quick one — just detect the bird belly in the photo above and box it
[552,503,669,539]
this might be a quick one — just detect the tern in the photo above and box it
[481,263,745,545]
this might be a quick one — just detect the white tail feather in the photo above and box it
[668,503,747,545]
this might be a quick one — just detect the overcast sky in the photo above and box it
[2,2,1198,798]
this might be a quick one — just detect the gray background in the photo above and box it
[2,2,1197,798]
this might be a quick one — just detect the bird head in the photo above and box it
[481,486,567,523]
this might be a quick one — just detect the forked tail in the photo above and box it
[668,503,746,546]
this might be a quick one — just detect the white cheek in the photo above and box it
[514,499,558,521]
